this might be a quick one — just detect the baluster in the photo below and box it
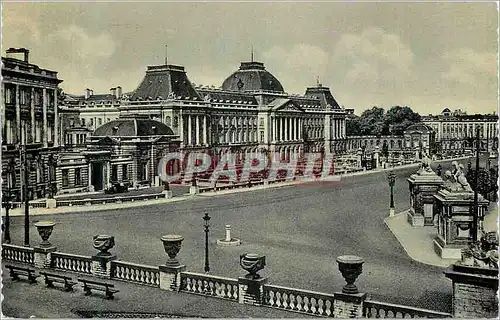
[267,291,275,307]
[317,298,324,316]
[325,299,332,317]
[310,297,317,314]
[303,296,310,313]
[295,295,303,312]
[288,294,296,311]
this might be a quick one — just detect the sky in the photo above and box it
[2,1,498,115]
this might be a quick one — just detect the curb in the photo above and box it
[384,211,455,268]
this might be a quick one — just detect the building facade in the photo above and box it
[1,48,62,201]
[422,108,498,154]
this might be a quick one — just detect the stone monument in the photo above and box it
[407,154,443,226]
[433,167,489,259]
[444,232,499,318]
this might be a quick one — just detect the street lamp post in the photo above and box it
[21,124,30,247]
[203,212,211,273]
[471,126,481,243]
[387,170,396,217]
[2,159,15,244]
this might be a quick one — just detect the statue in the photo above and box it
[443,163,473,192]
[456,164,472,192]
[418,153,434,174]
[462,232,499,269]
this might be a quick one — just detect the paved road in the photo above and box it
[5,157,493,314]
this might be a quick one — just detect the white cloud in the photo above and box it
[442,48,497,84]
[333,27,415,86]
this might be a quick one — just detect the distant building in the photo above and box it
[1,48,62,201]
[422,108,498,154]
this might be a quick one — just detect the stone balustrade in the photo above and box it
[1,227,464,319]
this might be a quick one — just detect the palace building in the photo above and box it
[1,48,62,201]
[56,58,348,192]
[422,108,498,154]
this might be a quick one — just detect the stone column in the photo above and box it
[15,85,20,144]
[273,117,277,142]
[53,89,58,147]
[106,161,111,188]
[195,115,200,146]
[298,119,302,140]
[187,114,192,146]
[30,88,35,142]
[179,113,185,146]
[159,235,186,291]
[203,115,207,145]
[42,88,48,147]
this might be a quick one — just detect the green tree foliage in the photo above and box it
[353,105,421,136]
[386,106,421,135]
[359,107,386,136]
[346,116,362,136]
[465,167,499,200]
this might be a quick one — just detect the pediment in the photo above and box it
[270,98,304,112]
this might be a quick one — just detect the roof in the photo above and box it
[221,61,284,93]
[129,64,201,101]
[405,123,434,133]
[93,115,175,137]
[304,85,341,108]
[196,88,258,105]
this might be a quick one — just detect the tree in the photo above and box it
[346,116,361,136]
[359,107,386,136]
[386,106,421,135]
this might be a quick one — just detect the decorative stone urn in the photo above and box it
[92,234,115,257]
[336,255,364,294]
[161,235,184,266]
[240,253,266,279]
[34,221,56,248]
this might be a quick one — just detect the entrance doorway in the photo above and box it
[91,162,104,191]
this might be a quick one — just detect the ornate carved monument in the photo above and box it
[433,164,489,259]
[407,155,443,226]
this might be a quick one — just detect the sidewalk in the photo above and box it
[384,207,498,268]
[1,265,314,319]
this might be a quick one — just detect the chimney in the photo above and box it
[6,48,30,63]
[116,86,122,99]
[110,87,116,97]
[85,88,91,99]
[90,89,94,96]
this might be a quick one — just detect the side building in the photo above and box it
[1,48,62,201]
[422,108,498,155]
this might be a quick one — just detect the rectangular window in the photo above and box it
[260,131,264,142]
[98,118,102,126]
[62,169,69,187]
[75,168,81,186]
[81,118,86,126]
[90,118,94,126]
[111,165,118,182]
[122,164,128,180]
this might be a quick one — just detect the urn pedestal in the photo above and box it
[159,235,186,291]
[34,221,57,269]
[333,255,367,318]
[238,253,267,306]
[46,198,57,209]
[91,235,117,278]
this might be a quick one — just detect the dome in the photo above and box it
[93,116,174,137]
[405,123,434,133]
[221,61,284,93]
